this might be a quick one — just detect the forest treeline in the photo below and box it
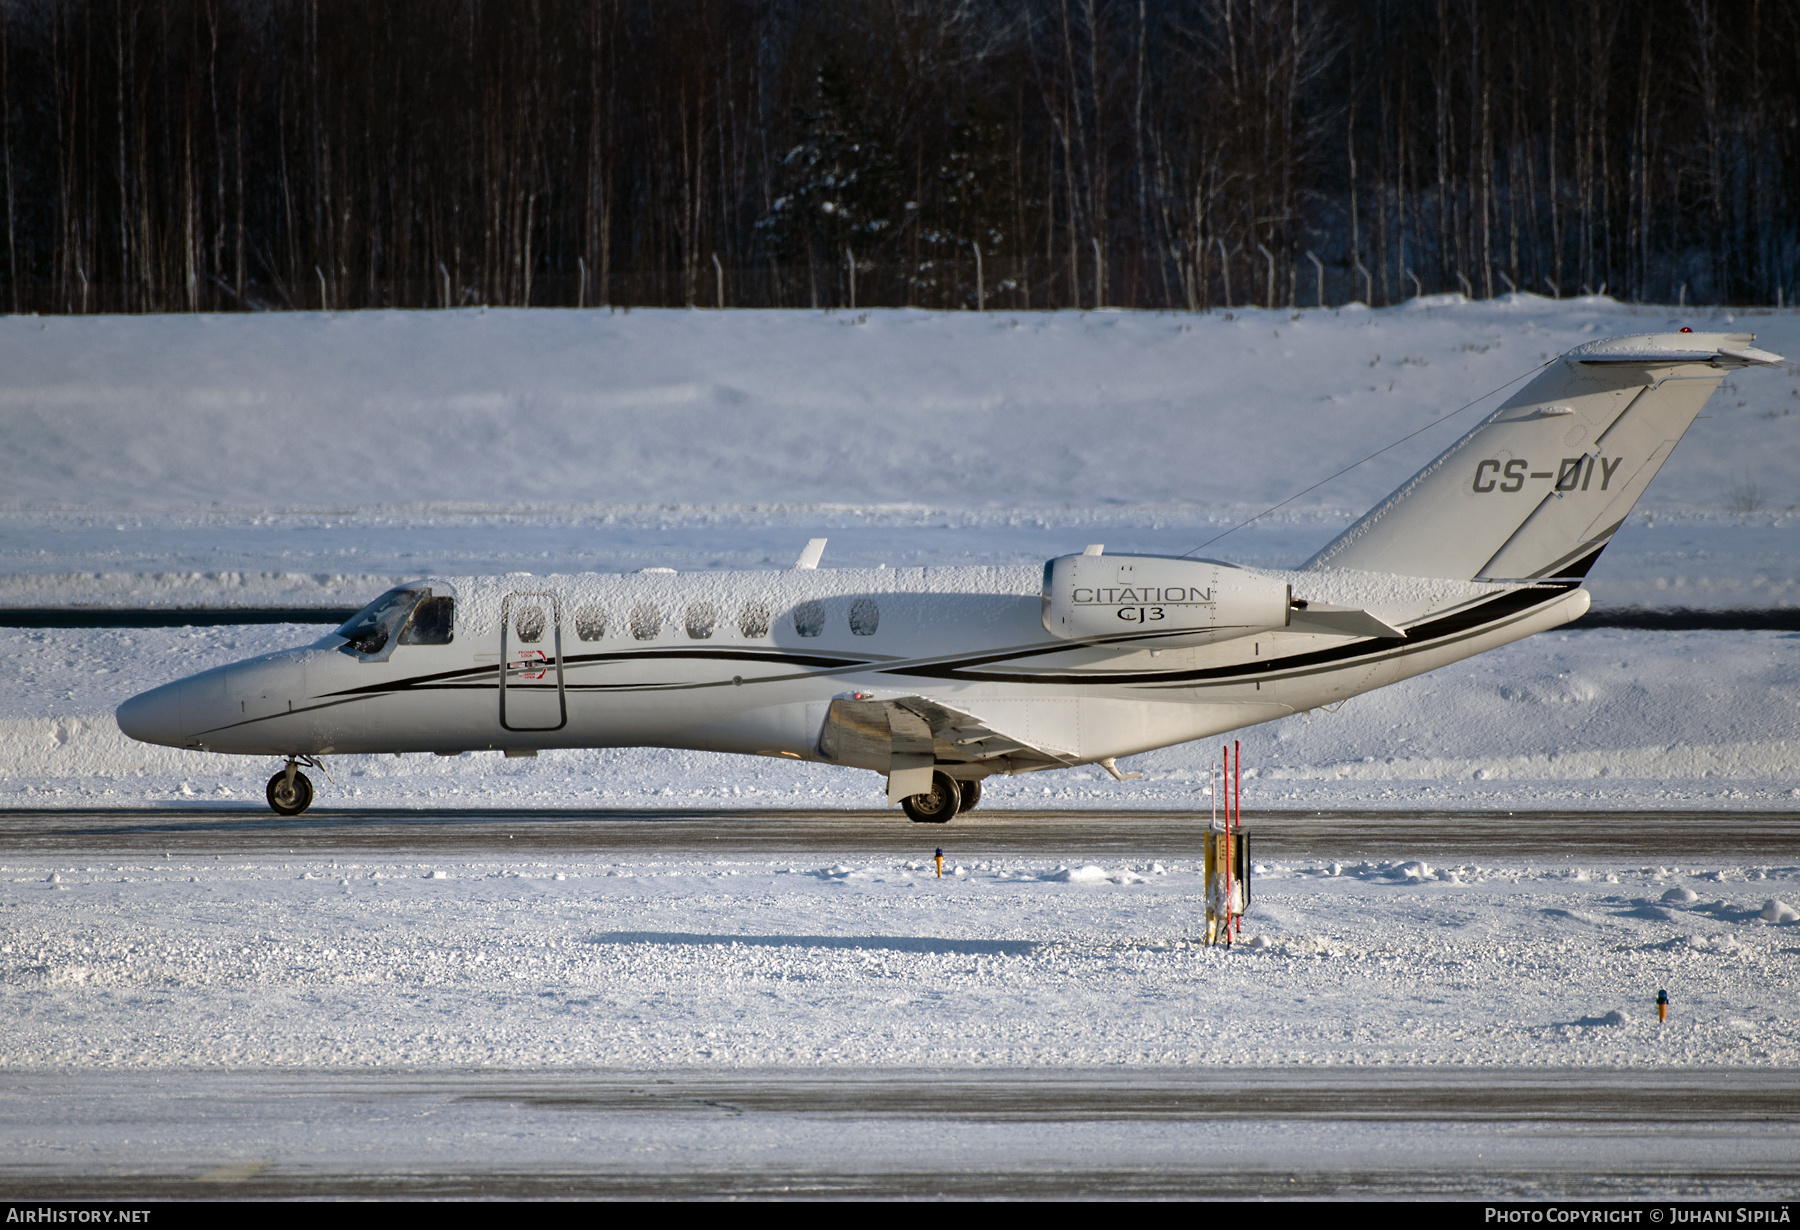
[0,0,1796,314]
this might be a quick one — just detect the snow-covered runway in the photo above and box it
[3,836,1798,1198]
[2,805,1796,860]
[3,1068,1797,1199]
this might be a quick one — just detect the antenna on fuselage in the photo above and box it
[794,538,828,570]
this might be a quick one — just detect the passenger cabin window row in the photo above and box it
[564,598,878,641]
[339,590,875,656]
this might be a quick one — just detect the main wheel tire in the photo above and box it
[958,779,982,812]
[901,771,962,824]
[266,769,314,816]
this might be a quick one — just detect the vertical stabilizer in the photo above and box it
[1305,333,1783,581]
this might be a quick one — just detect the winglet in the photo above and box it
[794,538,827,570]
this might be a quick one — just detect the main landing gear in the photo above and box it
[958,779,981,812]
[902,772,981,824]
[266,756,323,816]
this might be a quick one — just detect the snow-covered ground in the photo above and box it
[3,847,1796,1070]
[2,296,1798,809]
[6,507,1798,614]
[4,303,1798,1195]
[2,295,1798,608]
[5,296,1797,518]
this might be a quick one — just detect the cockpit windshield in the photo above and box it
[335,587,455,656]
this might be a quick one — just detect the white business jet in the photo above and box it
[117,331,1781,819]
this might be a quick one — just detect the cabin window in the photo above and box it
[793,600,826,638]
[574,604,607,641]
[399,595,455,645]
[630,604,662,640]
[685,602,716,639]
[739,601,770,639]
[513,605,547,644]
[849,597,879,636]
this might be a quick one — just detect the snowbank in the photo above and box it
[1,299,1796,611]
[3,298,1795,515]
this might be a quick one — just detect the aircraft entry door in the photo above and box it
[500,592,567,732]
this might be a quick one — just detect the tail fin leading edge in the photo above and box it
[1306,333,1784,581]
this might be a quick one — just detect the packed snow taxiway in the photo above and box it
[4,1068,1798,1199]
[3,808,1797,1197]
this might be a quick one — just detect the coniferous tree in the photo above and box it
[0,0,1793,314]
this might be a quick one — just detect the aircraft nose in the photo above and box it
[116,680,189,748]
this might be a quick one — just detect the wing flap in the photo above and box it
[818,692,1078,794]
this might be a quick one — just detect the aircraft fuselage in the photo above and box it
[117,562,1586,775]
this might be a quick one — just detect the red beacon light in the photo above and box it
[1680,326,1692,332]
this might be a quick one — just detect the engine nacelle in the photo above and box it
[1041,553,1291,647]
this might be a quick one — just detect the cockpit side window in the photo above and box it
[400,596,455,645]
[336,587,427,657]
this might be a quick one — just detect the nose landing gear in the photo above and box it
[266,756,324,816]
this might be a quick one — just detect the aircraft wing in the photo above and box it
[817,692,1078,802]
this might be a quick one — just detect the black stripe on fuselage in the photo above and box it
[879,582,1579,686]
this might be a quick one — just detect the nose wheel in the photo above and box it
[266,758,318,816]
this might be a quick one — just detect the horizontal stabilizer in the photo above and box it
[1567,338,1784,367]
